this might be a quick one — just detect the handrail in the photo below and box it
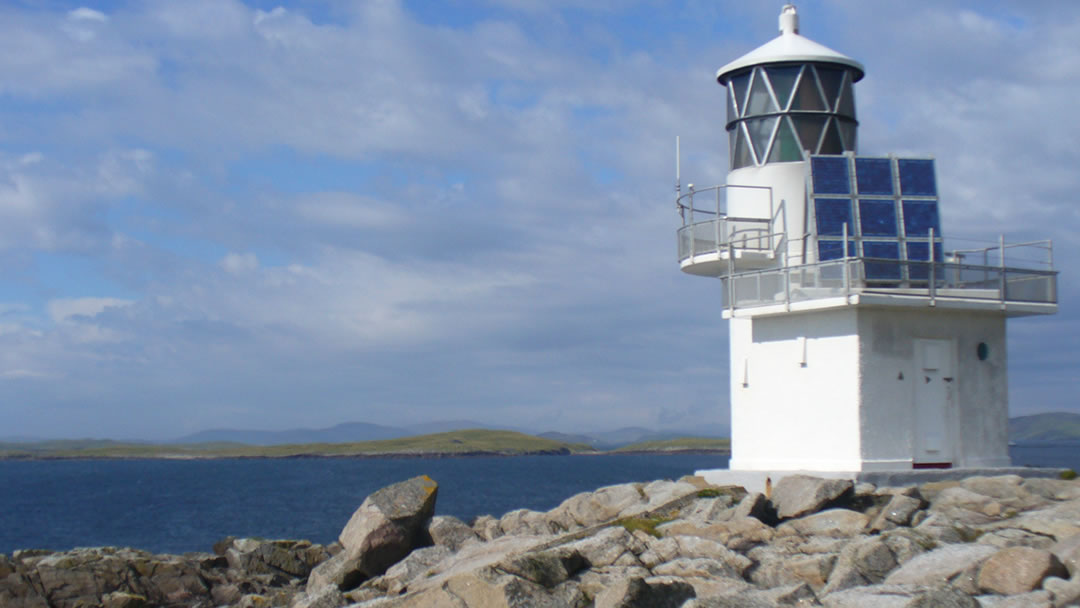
[719,257,1058,313]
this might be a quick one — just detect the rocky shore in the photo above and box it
[5,471,1080,607]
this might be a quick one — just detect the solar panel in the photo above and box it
[818,240,856,261]
[858,199,898,236]
[862,241,902,280]
[898,159,937,196]
[902,200,941,237]
[814,198,853,236]
[808,155,943,282]
[855,158,893,195]
[811,156,850,194]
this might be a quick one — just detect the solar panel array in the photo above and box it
[808,155,942,281]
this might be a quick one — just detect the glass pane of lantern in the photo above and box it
[898,158,937,196]
[790,68,826,111]
[855,158,894,195]
[810,156,850,194]
[768,117,804,163]
[818,118,844,154]
[837,78,856,118]
[732,123,754,169]
[902,200,941,237]
[837,119,857,151]
[765,65,801,110]
[794,115,828,154]
[815,198,853,236]
[859,199,898,235]
[730,71,751,117]
[727,87,737,122]
[747,117,777,163]
[746,68,778,115]
[863,241,902,280]
[816,66,845,112]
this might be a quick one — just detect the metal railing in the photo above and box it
[722,257,1057,315]
[675,184,787,267]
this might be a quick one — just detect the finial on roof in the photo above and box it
[779,4,799,35]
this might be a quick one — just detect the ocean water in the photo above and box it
[0,453,727,555]
[2,444,1077,556]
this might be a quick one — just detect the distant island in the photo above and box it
[4,411,1075,460]
[1009,412,1080,442]
[0,429,731,461]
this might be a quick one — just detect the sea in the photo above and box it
[1,444,1077,556]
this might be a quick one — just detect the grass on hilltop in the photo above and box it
[0,429,596,460]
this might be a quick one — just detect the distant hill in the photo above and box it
[1010,412,1080,442]
[170,422,411,446]
[0,430,594,460]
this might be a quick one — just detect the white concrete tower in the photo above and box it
[676,5,1058,475]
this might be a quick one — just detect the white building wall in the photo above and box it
[728,305,1010,473]
[729,308,863,471]
[857,308,1009,468]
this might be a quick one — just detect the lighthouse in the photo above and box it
[677,5,1058,478]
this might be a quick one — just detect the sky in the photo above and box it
[0,0,1077,440]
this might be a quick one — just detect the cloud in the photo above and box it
[0,1,1075,439]
[47,297,132,323]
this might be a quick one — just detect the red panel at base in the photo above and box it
[913,462,953,469]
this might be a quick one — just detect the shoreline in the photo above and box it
[0,447,732,462]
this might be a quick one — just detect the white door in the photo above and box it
[914,339,954,466]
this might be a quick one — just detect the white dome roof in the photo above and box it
[716,5,864,85]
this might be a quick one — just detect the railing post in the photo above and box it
[784,249,791,311]
[842,222,850,301]
[999,234,1007,310]
[929,228,936,306]
[728,237,735,317]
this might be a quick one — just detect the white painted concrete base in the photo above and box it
[694,467,1066,495]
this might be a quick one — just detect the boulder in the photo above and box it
[224,538,331,578]
[288,586,345,608]
[656,516,775,552]
[771,476,853,520]
[869,494,925,532]
[557,527,643,568]
[307,552,365,593]
[1022,478,1080,502]
[593,576,695,608]
[883,544,997,587]
[639,479,701,511]
[976,546,1067,595]
[334,475,439,585]
[441,568,586,608]
[381,546,453,594]
[975,590,1054,607]
[732,492,775,523]
[499,509,554,536]
[823,536,901,593]
[577,565,653,599]
[101,592,148,608]
[819,583,924,607]
[1050,533,1080,575]
[904,588,979,607]
[550,483,646,529]
[473,514,504,540]
[775,509,869,538]
[1041,575,1080,607]
[497,548,587,588]
[427,515,480,552]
